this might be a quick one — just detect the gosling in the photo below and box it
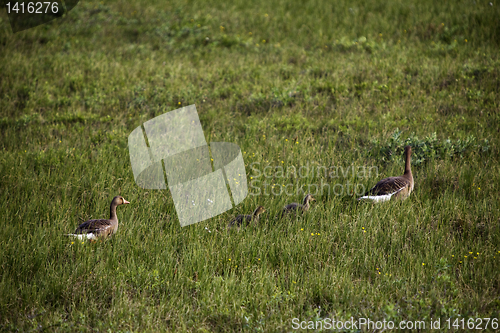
[228,206,266,229]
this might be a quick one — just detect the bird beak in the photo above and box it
[123,199,130,204]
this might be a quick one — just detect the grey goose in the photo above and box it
[67,195,130,240]
[358,145,414,202]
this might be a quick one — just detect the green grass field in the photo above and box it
[1,0,499,331]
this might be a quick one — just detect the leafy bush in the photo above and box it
[370,128,489,165]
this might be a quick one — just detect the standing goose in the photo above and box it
[280,194,316,218]
[67,196,130,240]
[358,145,414,202]
[228,206,266,229]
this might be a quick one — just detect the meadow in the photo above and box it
[0,0,499,331]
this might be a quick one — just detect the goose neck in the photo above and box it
[110,203,118,220]
[404,151,412,174]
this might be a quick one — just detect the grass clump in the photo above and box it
[371,128,490,165]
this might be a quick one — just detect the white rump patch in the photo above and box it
[358,187,404,203]
[358,194,393,202]
[66,233,98,240]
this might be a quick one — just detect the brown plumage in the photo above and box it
[68,196,130,240]
[228,206,266,229]
[280,194,316,217]
[359,145,414,202]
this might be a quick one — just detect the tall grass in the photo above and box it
[1,0,499,331]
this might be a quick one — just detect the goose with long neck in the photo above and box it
[280,194,316,217]
[228,206,266,229]
[67,196,130,240]
[358,145,414,202]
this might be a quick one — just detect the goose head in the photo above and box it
[112,196,130,206]
[303,194,316,205]
[253,206,266,216]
